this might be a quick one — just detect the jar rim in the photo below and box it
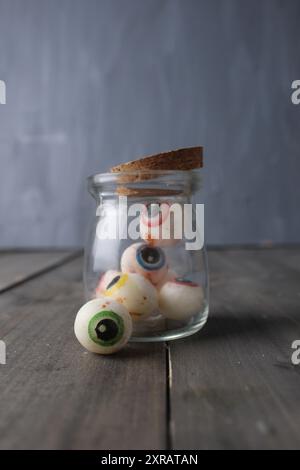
[88,169,202,197]
[88,169,201,184]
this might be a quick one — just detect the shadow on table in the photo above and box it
[187,312,297,343]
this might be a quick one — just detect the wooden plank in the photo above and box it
[0,256,166,450]
[0,250,79,293]
[168,248,300,450]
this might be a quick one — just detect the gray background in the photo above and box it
[0,0,299,247]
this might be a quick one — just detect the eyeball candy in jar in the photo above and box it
[121,242,168,285]
[104,273,158,320]
[140,201,182,247]
[95,270,120,295]
[156,269,177,290]
[74,297,132,355]
[159,278,204,320]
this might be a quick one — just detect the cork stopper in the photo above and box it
[110,146,203,175]
[110,147,203,197]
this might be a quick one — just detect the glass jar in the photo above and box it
[84,170,209,342]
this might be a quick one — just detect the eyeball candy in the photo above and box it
[156,269,177,290]
[140,201,182,247]
[104,273,158,320]
[121,242,168,285]
[74,297,132,354]
[159,278,204,320]
[95,270,120,295]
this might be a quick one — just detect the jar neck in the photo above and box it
[88,170,202,202]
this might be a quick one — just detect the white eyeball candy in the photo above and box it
[140,201,182,247]
[156,269,177,290]
[74,297,132,355]
[95,270,120,295]
[159,279,204,321]
[104,273,158,320]
[121,242,168,285]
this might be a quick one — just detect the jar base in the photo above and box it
[129,306,209,343]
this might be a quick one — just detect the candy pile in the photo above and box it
[74,202,204,355]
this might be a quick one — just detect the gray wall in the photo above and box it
[0,0,299,247]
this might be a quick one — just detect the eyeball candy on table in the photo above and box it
[74,297,132,355]
[159,278,204,321]
[104,273,158,320]
[121,242,168,286]
[140,201,182,247]
[95,270,120,295]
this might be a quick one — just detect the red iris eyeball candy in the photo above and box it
[140,202,182,247]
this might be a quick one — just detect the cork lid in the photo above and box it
[110,146,203,175]
[109,146,203,195]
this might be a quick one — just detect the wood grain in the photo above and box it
[1,248,300,450]
[0,250,79,293]
[0,255,166,450]
[168,248,300,450]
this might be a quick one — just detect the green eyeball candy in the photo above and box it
[74,297,132,354]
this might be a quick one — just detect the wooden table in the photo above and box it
[0,247,300,450]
